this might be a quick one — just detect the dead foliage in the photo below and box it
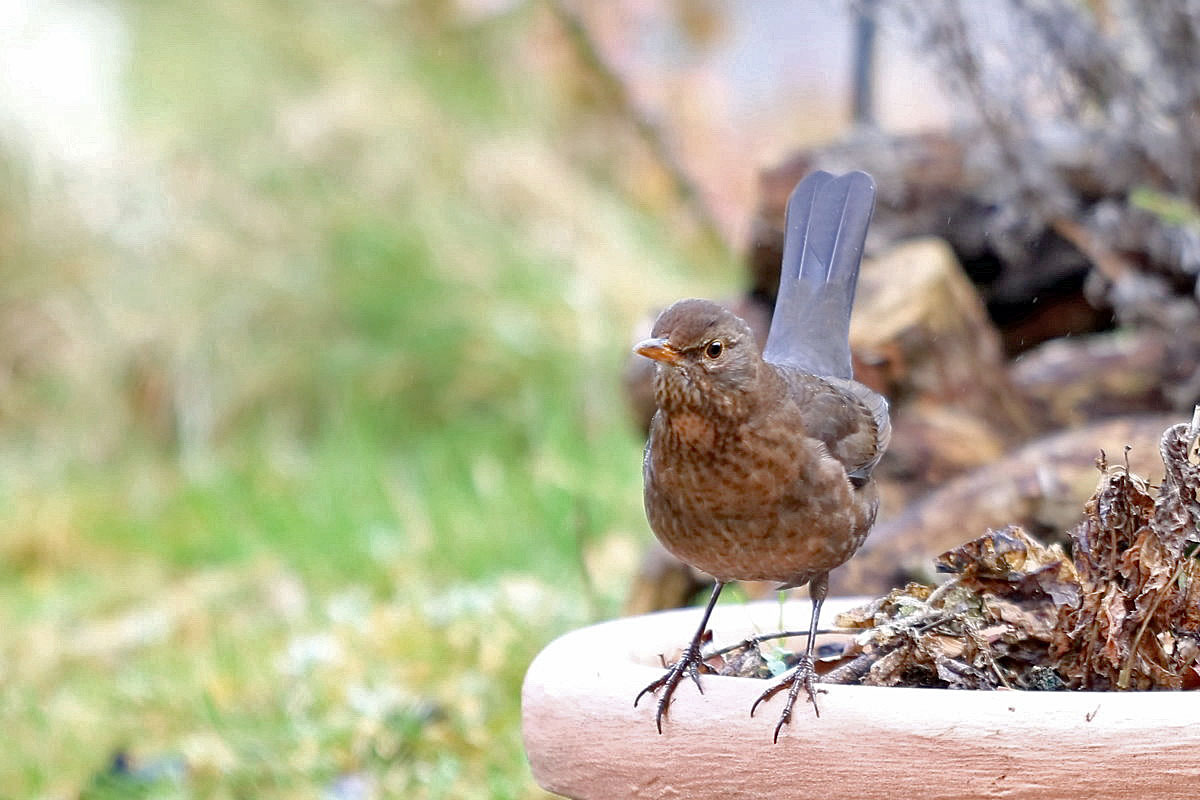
[825,527,1073,690]
[1054,419,1200,690]
[723,414,1200,691]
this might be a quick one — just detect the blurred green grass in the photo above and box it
[0,0,734,796]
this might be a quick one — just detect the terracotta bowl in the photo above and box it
[522,597,1200,799]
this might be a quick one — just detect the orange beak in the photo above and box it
[634,337,683,365]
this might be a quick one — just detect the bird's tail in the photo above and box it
[762,170,876,381]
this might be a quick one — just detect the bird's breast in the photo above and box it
[648,410,806,515]
[643,406,876,584]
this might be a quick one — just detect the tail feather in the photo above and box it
[762,170,876,380]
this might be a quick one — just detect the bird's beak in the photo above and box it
[634,337,683,365]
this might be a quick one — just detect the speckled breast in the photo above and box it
[643,416,878,587]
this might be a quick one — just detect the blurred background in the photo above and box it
[0,1,901,796]
[7,0,1200,796]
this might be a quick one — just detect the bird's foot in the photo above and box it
[750,655,826,742]
[634,636,711,733]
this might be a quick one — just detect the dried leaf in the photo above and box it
[936,525,1051,578]
[1098,585,1129,673]
[833,583,932,629]
[984,596,1057,641]
[866,646,911,687]
[1153,421,1200,557]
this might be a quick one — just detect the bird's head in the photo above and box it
[634,298,763,419]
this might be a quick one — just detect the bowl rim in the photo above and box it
[522,597,1200,799]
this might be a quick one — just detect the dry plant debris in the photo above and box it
[720,414,1200,692]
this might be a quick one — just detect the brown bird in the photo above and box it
[633,170,890,740]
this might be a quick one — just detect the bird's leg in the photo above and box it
[635,580,725,733]
[751,573,829,742]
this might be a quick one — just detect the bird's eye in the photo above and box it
[704,340,724,359]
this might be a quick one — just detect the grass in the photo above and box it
[0,0,737,796]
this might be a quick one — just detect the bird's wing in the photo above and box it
[823,376,891,484]
[762,170,876,380]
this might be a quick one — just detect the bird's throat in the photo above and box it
[654,366,761,426]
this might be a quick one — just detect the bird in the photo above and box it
[632,170,889,741]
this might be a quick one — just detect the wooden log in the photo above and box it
[874,401,1008,509]
[1010,329,1190,429]
[851,237,1033,441]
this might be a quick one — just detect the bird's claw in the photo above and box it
[635,639,707,733]
[750,655,826,742]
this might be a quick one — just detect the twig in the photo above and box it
[706,627,854,659]
[823,648,892,684]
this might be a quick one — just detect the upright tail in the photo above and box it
[762,170,876,380]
